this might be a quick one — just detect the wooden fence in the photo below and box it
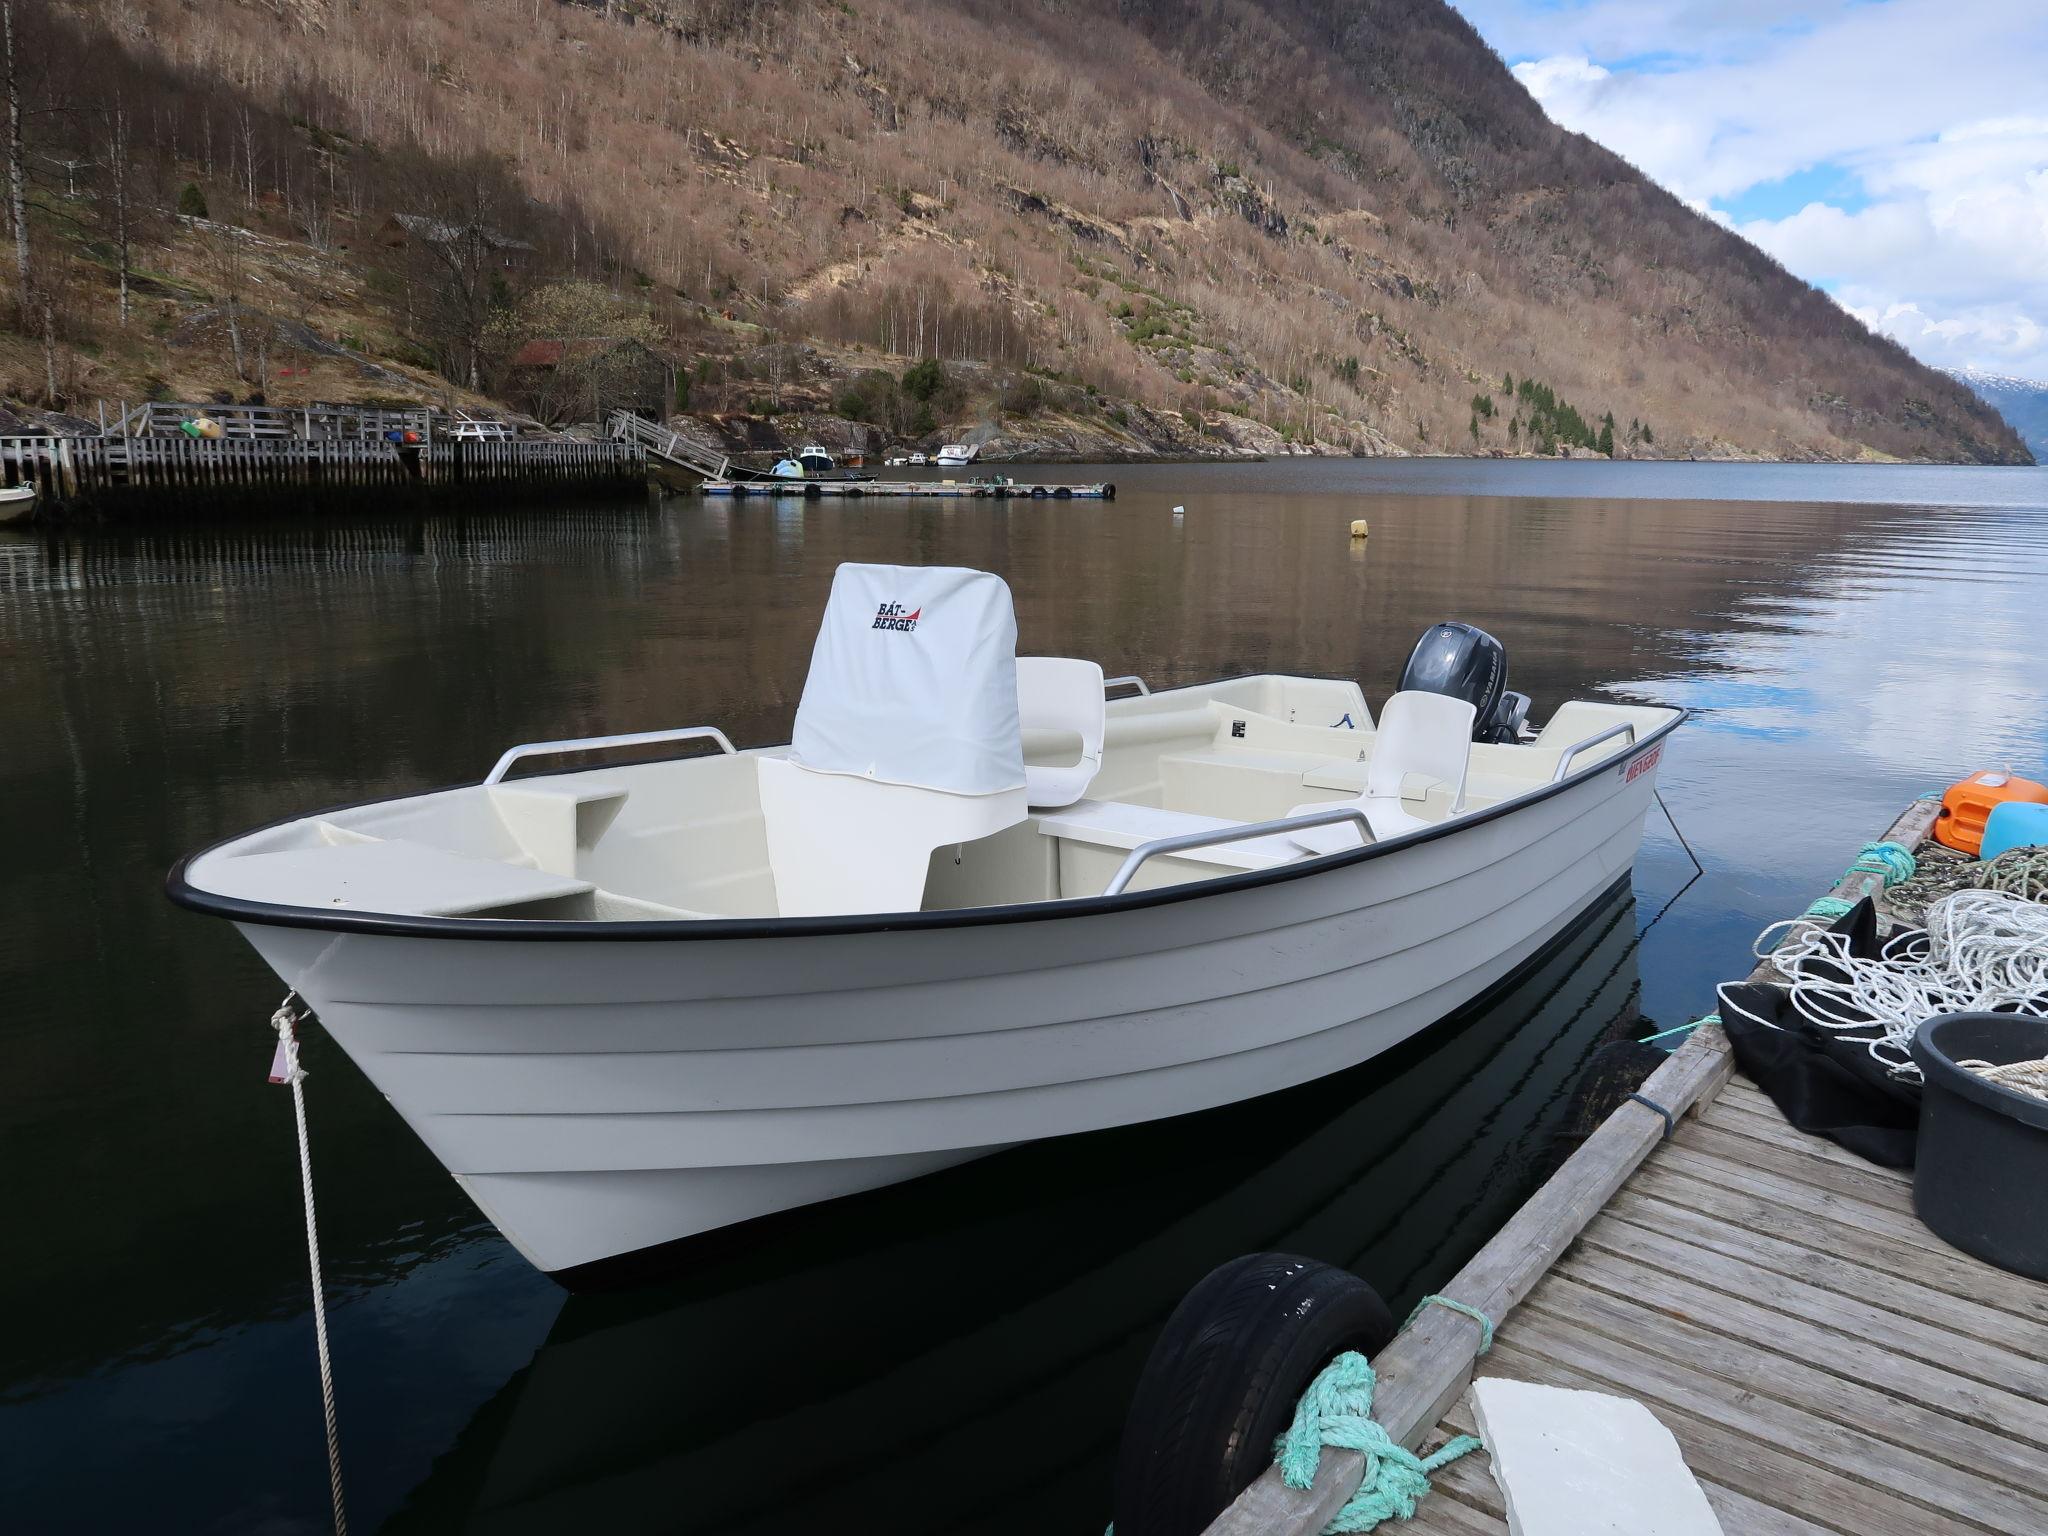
[100,400,519,442]
[2,434,646,520]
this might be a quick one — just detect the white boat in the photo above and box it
[796,444,836,474]
[770,457,805,479]
[171,564,1679,1280]
[934,442,976,466]
[908,451,928,466]
[0,483,35,524]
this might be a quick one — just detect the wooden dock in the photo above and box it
[701,477,1114,500]
[1209,796,2048,1536]
[2,434,645,520]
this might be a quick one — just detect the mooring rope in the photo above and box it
[272,995,347,1536]
[1957,1057,2048,1101]
[1403,1293,1495,1355]
[1275,1352,1481,1534]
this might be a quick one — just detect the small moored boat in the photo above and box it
[170,564,1679,1278]
[0,483,35,525]
[934,442,976,466]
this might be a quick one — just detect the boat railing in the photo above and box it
[1102,806,1375,897]
[483,725,738,786]
[1104,674,1151,697]
[1551,721,1637,783]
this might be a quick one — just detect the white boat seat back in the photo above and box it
[1365,691,1476,810]
[1287,691,1475,855]
[1018,657,1106,808]
[763,563,1030,916]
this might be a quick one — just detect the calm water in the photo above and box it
[4,458,2047,1532]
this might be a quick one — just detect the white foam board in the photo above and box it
[1470,1377,1723,1536]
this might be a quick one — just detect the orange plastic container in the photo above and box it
[1933,768,2048,855]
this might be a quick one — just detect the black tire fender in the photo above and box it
[1112,1253,1396,1536]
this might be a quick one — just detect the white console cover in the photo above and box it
[790,563,1025,795]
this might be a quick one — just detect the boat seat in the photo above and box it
[198,838,596,917]
[1287,690,1476,854]
[757,563,1031,917]
[1018,656,1105,809]
[1034,799,1309,871]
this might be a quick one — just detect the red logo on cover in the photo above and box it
[872,601,921,632]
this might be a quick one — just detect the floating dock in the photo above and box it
[1209,794,2048,1536]
[699,477,1114,500]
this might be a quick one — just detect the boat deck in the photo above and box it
[1404,1066,2048,1536]
[1207,795,2048,1536]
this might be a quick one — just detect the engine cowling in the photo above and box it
[1397,622,1530,743]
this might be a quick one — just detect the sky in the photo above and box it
[1452,0,2048,383]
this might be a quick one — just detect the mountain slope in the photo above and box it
[26,0,2033,463]
[1945,368,2048,461]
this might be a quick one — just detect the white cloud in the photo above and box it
[1466,1,2048,380]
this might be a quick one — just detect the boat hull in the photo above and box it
[234,754,1663,1274]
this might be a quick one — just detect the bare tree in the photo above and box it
[404,155,529,390]
[4,0,27,315]
[102,86,137,325]
[199,210,253,382]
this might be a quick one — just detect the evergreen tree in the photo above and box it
[177,182,208,218]
[1597,420,1614,456]
[1469,411,1480,444]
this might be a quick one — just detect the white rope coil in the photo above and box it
[1736,889,2048,1082]
[1955,1057,2048,1101]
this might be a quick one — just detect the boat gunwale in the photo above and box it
[164,688,1684,943]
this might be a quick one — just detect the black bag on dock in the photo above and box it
[1718,900,1922,1168]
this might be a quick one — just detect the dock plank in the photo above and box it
[1521,1271,2048,1490]
[1606,1190,2048,1363]
[1568,1220,2048,1406]
[1502,1306,2048,1531]
[1617,1164,2048,1328]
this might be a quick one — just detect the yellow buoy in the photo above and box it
[1349,518,1369,539]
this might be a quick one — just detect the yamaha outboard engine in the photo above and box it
[1398,622,1532,744]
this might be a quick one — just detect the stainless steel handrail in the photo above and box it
[1550,722,1637,783]
[1103,674,1151,697]
[1101,806,1374,897]
[484,725,737,786]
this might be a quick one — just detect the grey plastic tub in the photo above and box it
[1910,1012,2048,1281]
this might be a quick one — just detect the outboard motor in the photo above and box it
[1398,622,1532,744]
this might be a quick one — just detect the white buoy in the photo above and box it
[1350,518,1369,539]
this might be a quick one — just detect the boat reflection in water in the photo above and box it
[388,881,1648,1535]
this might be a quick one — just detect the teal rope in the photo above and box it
[1275,1352,1482,1534]
[1640,1012,1717,1045]
[1404,1294,1495,1354]
[1803,896,1855,921]
[1847,840,1917,886]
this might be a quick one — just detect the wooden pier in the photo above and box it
[2,434,645,521]
[1210,795,2048,1536]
